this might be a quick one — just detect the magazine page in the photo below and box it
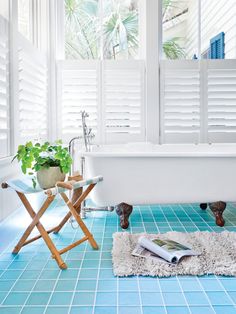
[132,244,171,264]
[138,236,199,264]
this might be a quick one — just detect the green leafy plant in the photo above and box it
[163,37,186,59]
[12,140,73,188]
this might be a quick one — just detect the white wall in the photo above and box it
[164,0,236,59]
[185,0,198,59]
[0,160,21,222]
[186,0,236,59]
[201,0,236,59]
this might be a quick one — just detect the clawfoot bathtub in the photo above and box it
[83,143,235,228]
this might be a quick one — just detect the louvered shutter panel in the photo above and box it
[0,16,10,158]
[57,61,99,143]
[210,32,225,59]
[160,61,200,143]
[207,60,236,142]
[18,35,48,141]
[103,61,145,143]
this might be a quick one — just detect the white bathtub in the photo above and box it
[83,143,236,206]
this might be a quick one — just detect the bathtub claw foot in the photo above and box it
[209,201,226,227]
[115,202,133,229]
[200,203,208,210]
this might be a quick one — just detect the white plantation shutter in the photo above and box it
[57,60,145,144]
[161,60,236,144]
[18,35,47,141]
[0,16,10,158]
[207,60,236,143]
[160,61,201,143]
[103,61,145,143]
[57,61,99,143]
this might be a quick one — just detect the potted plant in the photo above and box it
[13,140,73,189]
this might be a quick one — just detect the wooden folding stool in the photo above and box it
[2,175,103,269]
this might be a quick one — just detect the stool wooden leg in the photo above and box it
[13,195,55,254]
[60,192,99,250]
[17,193,67,269]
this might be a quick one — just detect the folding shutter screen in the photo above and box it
[57,60,145,144]
[0,16,10,158]
[57,61,99,143]
[207,60,236,142]
[210,32,225,59]
[18,35,48,142]
[160,61,201,143]
[103,61,145,143]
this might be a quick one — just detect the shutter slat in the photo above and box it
[18,38,48,140]
[58,63,99,140]
[208,63,236,142]
[104,61,145,139]
[161,61,200,143]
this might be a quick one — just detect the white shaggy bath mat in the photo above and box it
[112,231,236,277]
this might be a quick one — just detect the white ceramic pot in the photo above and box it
[37,167,66,189]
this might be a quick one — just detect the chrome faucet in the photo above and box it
[68,111,114,225]
[81,110,95,152]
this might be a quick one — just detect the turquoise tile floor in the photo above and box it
[0,199,236,314]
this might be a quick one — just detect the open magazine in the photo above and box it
[132,236,200,264]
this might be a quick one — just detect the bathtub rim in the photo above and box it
[83,143,236,158]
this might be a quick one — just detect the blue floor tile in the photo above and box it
[94,306,117,314]
[70,306,93,314]
[12,280,35,291]
[166,306,190,314]
[142,306,166,314]
[184,291,210,306]
[118,292,140,306]
[33,280,56,291]
[96,292,117,306]
[26,292,51,305]
[3,292,28,305]
[55,279,77,291]
[213,305,236,314]
[72,292,95,305]
[138,279,160,291]
[45,307,70,314]
[49,292,73,305]
[119,278,138,291]
[118,306,142,314]
[162,292,186,306]
[141,292,163,306]
[206,291,233,305]
[159,279,181,292]
[21,306,46,314]
[97,279,117,291]
[189,306,215,314]
[76,279,97,291]
[0,202,236,314]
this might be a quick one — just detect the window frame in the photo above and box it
[0,0,49,161]
[58,0,143,61]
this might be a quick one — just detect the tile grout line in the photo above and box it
[67,212,93,313]
[0,251,37,308]
[19,256,51,313]
[92,211,106,314]
[42,230,75,314]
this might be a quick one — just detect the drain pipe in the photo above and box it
[68,137,114,222]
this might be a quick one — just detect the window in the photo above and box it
[162,0,236,60]
[59,0,143,144]
[162,0,198,60]
[64,0,139,60]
